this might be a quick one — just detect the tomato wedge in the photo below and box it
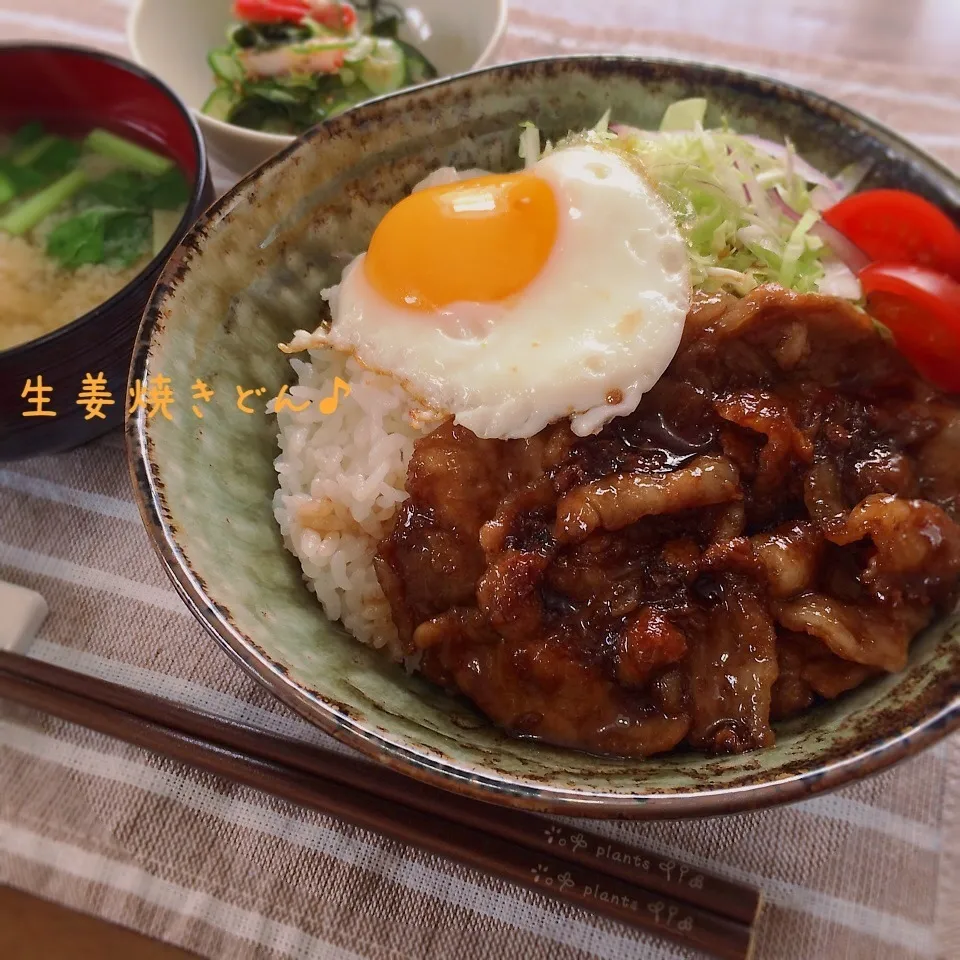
[234,0,309,22]
[860,263,960,392]
[823,189,960,280]
[233,0,357,29]
[315,1,357,30]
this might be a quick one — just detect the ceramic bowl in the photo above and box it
[129,56,960,817]
[0,43,214,462]
[127,0,508,175]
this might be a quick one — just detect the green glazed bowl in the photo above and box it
[128,56,960,817]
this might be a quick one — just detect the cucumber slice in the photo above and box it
[201,86,240,122]
[324,82,375,119]
[343,36,374,64]
[360,38,405,95]
[207,49,244,84]
[289,38,353,55]
[244,83,303,105]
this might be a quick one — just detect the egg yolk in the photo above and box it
[363,172,559,311]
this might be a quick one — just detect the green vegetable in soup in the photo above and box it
[0,123,78,204]
[101,210,153,266]
[47,206,153,269]
[84,129,175,177]
[0,169,88,236]
[29,138,82,177]
[0,121,191,271]
[13,134,57,166]
[78,167,190,212]
[147,167,191,209]
[9,120,46,153]
[0,158,45,198]
[45,207,109,267]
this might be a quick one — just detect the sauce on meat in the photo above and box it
[375,287,960,757]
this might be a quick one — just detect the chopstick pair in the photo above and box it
[0,651,759,960]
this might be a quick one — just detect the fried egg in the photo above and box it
[314,143,691,439]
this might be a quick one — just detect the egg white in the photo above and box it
[313,144,691,440]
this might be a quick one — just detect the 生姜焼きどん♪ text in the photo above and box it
[19,374,351,420]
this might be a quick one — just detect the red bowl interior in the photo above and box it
[0,46,198,176]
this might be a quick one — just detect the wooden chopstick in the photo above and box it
[0,651,760,925]
[0,652,759,960]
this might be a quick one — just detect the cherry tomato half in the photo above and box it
[860,263,960,392]
[824,189,960,280]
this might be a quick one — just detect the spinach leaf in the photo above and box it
[103,211,152,266]
[0,157,45,196]
[145,168,190,209]
[46,209,106,267]
[76,168,190,212]
[32,138,82,177]
[77,170,146,208]
[9,121,46,153]
[46,205,152,269]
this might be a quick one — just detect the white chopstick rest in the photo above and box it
[0,581,49,653]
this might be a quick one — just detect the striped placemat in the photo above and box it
[1,2,957,958]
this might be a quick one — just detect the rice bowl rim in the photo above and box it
[127,54,960,816]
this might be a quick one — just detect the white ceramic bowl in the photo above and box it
[128,0,507,175]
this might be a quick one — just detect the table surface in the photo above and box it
[1,2,958,960]
[0,884,197,960]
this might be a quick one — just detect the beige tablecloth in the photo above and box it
[1,2,958,958]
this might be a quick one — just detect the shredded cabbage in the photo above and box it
[658,97,707,132]
[519,101,865,300]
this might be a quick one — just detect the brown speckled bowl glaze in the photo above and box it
[128,56,960,817]
[0,43,214,461]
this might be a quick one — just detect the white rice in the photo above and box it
[272,165,491,655]
[272,347,432,658]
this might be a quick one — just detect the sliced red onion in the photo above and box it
[740,134,837,189]
[610,123,649,139]
[766,187,870,273]
[809,220,871,274]
[810,160,872,210]
[767,186,802,222]
[809,183,842,211]
[729,145,776,223]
